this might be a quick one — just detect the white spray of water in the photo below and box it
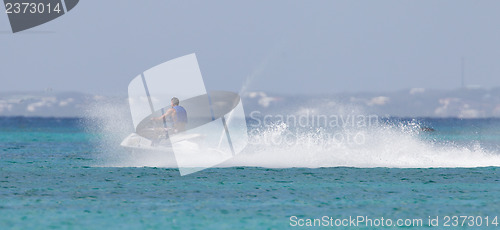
[84,97,177,167]
[222,121,500,168]
[85,98,500,169]
[223,102,500,168]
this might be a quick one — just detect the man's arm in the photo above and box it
[154,108,174,120]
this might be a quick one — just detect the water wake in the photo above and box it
[85,99,500,169]
[223,121,500,168]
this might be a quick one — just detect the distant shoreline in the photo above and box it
[1,88,500,118]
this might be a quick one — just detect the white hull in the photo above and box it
[120,132,203,151]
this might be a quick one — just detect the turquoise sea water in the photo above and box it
[1,117,500,229]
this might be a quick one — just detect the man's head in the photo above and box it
[171,97,180,106]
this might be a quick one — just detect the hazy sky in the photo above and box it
[1,0,500,95]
